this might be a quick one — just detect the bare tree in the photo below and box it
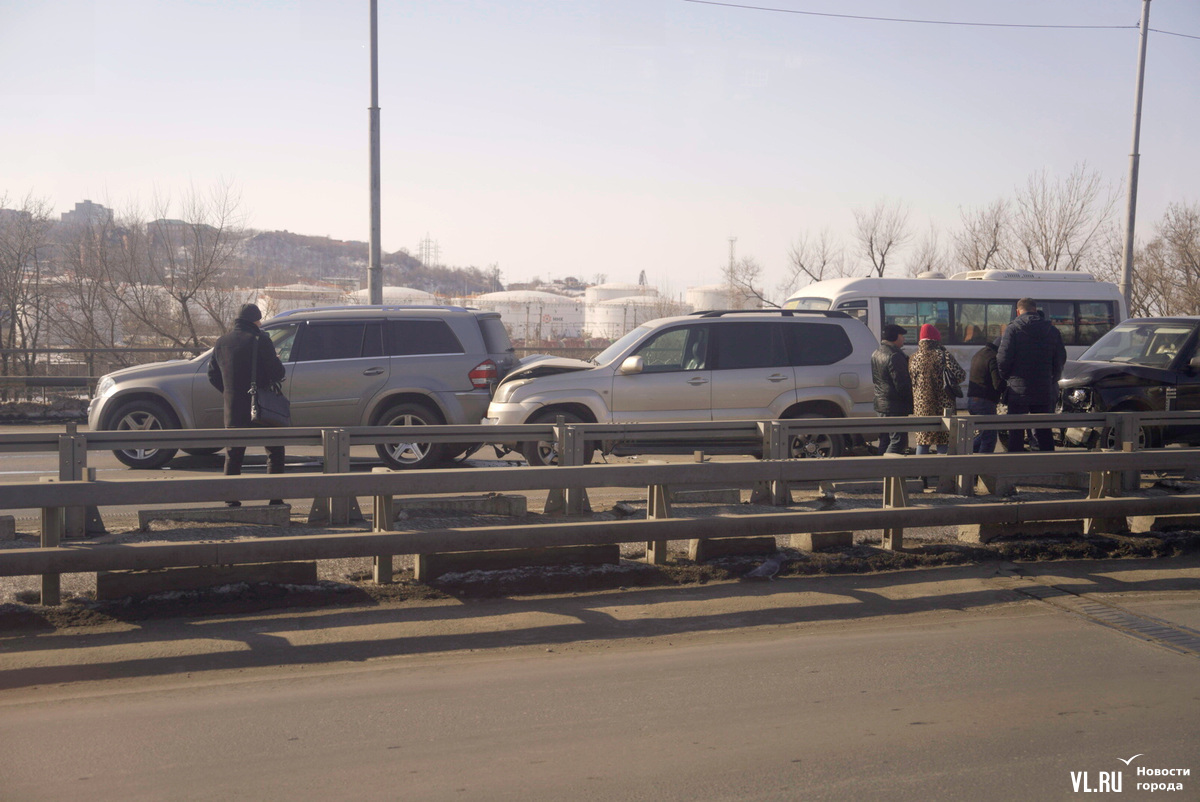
[853,199,911,277]
[780,228,846,299]
[106,182,248,349]
[1011,163,1117,272]
[955,199,1014,273]
[906,223,951,277]
[723,256,773,308]
[1136,203,1200,317]
[0,193,55,378]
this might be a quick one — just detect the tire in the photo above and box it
[374,402,447,469]
[1102,420,1158,451]
[522,410,593,467]
[783,412,844,459]
[108,399,180,469]
[183,447,222,456]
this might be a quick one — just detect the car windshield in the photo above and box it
[1079,321,1197,367]
[591,326,652,366]
[783,297,832,311]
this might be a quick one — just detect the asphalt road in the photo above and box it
[2,562,1199,801]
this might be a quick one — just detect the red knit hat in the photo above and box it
[918,323,941,341]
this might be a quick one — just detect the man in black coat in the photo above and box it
[997,297,1066,453]
[967,339,1005,452]
[207,303,288,505]
[871,323,913,454]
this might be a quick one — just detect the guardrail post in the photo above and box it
[881,474,908,551]
[750,421,791,506]
[950,415,974,496]
[1115,412,1141,493]
[544,417,591,515]
[644,484,671,564]
[57,428,89,538]
[309,429,361,524]
[371,467,395,583]
[1083,465,1127,535]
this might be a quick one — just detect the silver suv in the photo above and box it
[485,309,876,465]
[88,305,517,470]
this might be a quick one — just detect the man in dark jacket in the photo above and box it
[871,323,913,454]
[207,303,287,505]
[997,298,1066,453]
[967,339,1005,452]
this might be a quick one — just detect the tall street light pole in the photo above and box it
[368,0,383,305]
[1120,0,1152,314]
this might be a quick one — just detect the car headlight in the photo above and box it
[1066,388,1091,407]
[95,375,115,399]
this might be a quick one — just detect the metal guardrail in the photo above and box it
[4,444,1200,605]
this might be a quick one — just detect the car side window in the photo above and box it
[386,320,465,356]
[784,323,853,366]
[263,323,300,363]
[713,322,787,370]
[293,323,369,362]
[634,326,707,373]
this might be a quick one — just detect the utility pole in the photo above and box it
[367,0,383,305]
[727,236,737,308]
[1120,0,1152,314]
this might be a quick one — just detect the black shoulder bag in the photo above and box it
[249,335,291,427]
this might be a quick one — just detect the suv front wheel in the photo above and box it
[375,401,447,469]
[108,399,180,469]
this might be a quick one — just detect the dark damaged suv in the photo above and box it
[1058,317,1200,448]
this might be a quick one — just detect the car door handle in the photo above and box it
[362,367,385,376]
[687,377,709,386]
[767,373,789,382]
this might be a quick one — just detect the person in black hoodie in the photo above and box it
[967,339,1005,452]
[997,298,1066,453]
[207,303,287,506]
[870,323,913,454]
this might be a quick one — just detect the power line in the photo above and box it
[683,0,1192,34]
[1149,27,1200,41]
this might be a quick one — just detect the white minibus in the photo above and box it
[782,270,1127,370]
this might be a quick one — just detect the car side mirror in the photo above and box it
[618,355,644,375]
[1190,355,1200,373]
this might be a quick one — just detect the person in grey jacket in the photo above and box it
[870,324,913,454]
[207,303,287,505]
[997,298,1066,453]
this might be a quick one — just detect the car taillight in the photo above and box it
[469,359,498,389]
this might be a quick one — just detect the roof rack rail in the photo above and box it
[688,308,851,319]
[270,304,469,319]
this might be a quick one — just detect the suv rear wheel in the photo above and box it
[784,411,844,459]
[109,399,180,469]
[375,401,447,469]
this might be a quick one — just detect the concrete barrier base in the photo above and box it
[414,544,619,582]
[688,536,776,562]
[1128,514,1200,534]
[671,488,742,504]
[0,514,13,541]
[394,493,527,517]
[790,531,853,552]
[96,561,317,600]
[138,504,291,531]
[958,519,1084,544]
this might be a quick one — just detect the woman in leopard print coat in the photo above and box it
[908,324,966,451]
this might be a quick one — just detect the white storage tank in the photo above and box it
[584,282,658,305]
[585,295,686,340]
[470,290,584,340]
[345,286,438,305]
[685,283,762,312]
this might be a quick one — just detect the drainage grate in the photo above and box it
[1013,583,1200,657]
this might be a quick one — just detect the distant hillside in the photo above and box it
[235,230,498,295]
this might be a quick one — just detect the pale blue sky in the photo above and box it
[3,1,1197,293]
